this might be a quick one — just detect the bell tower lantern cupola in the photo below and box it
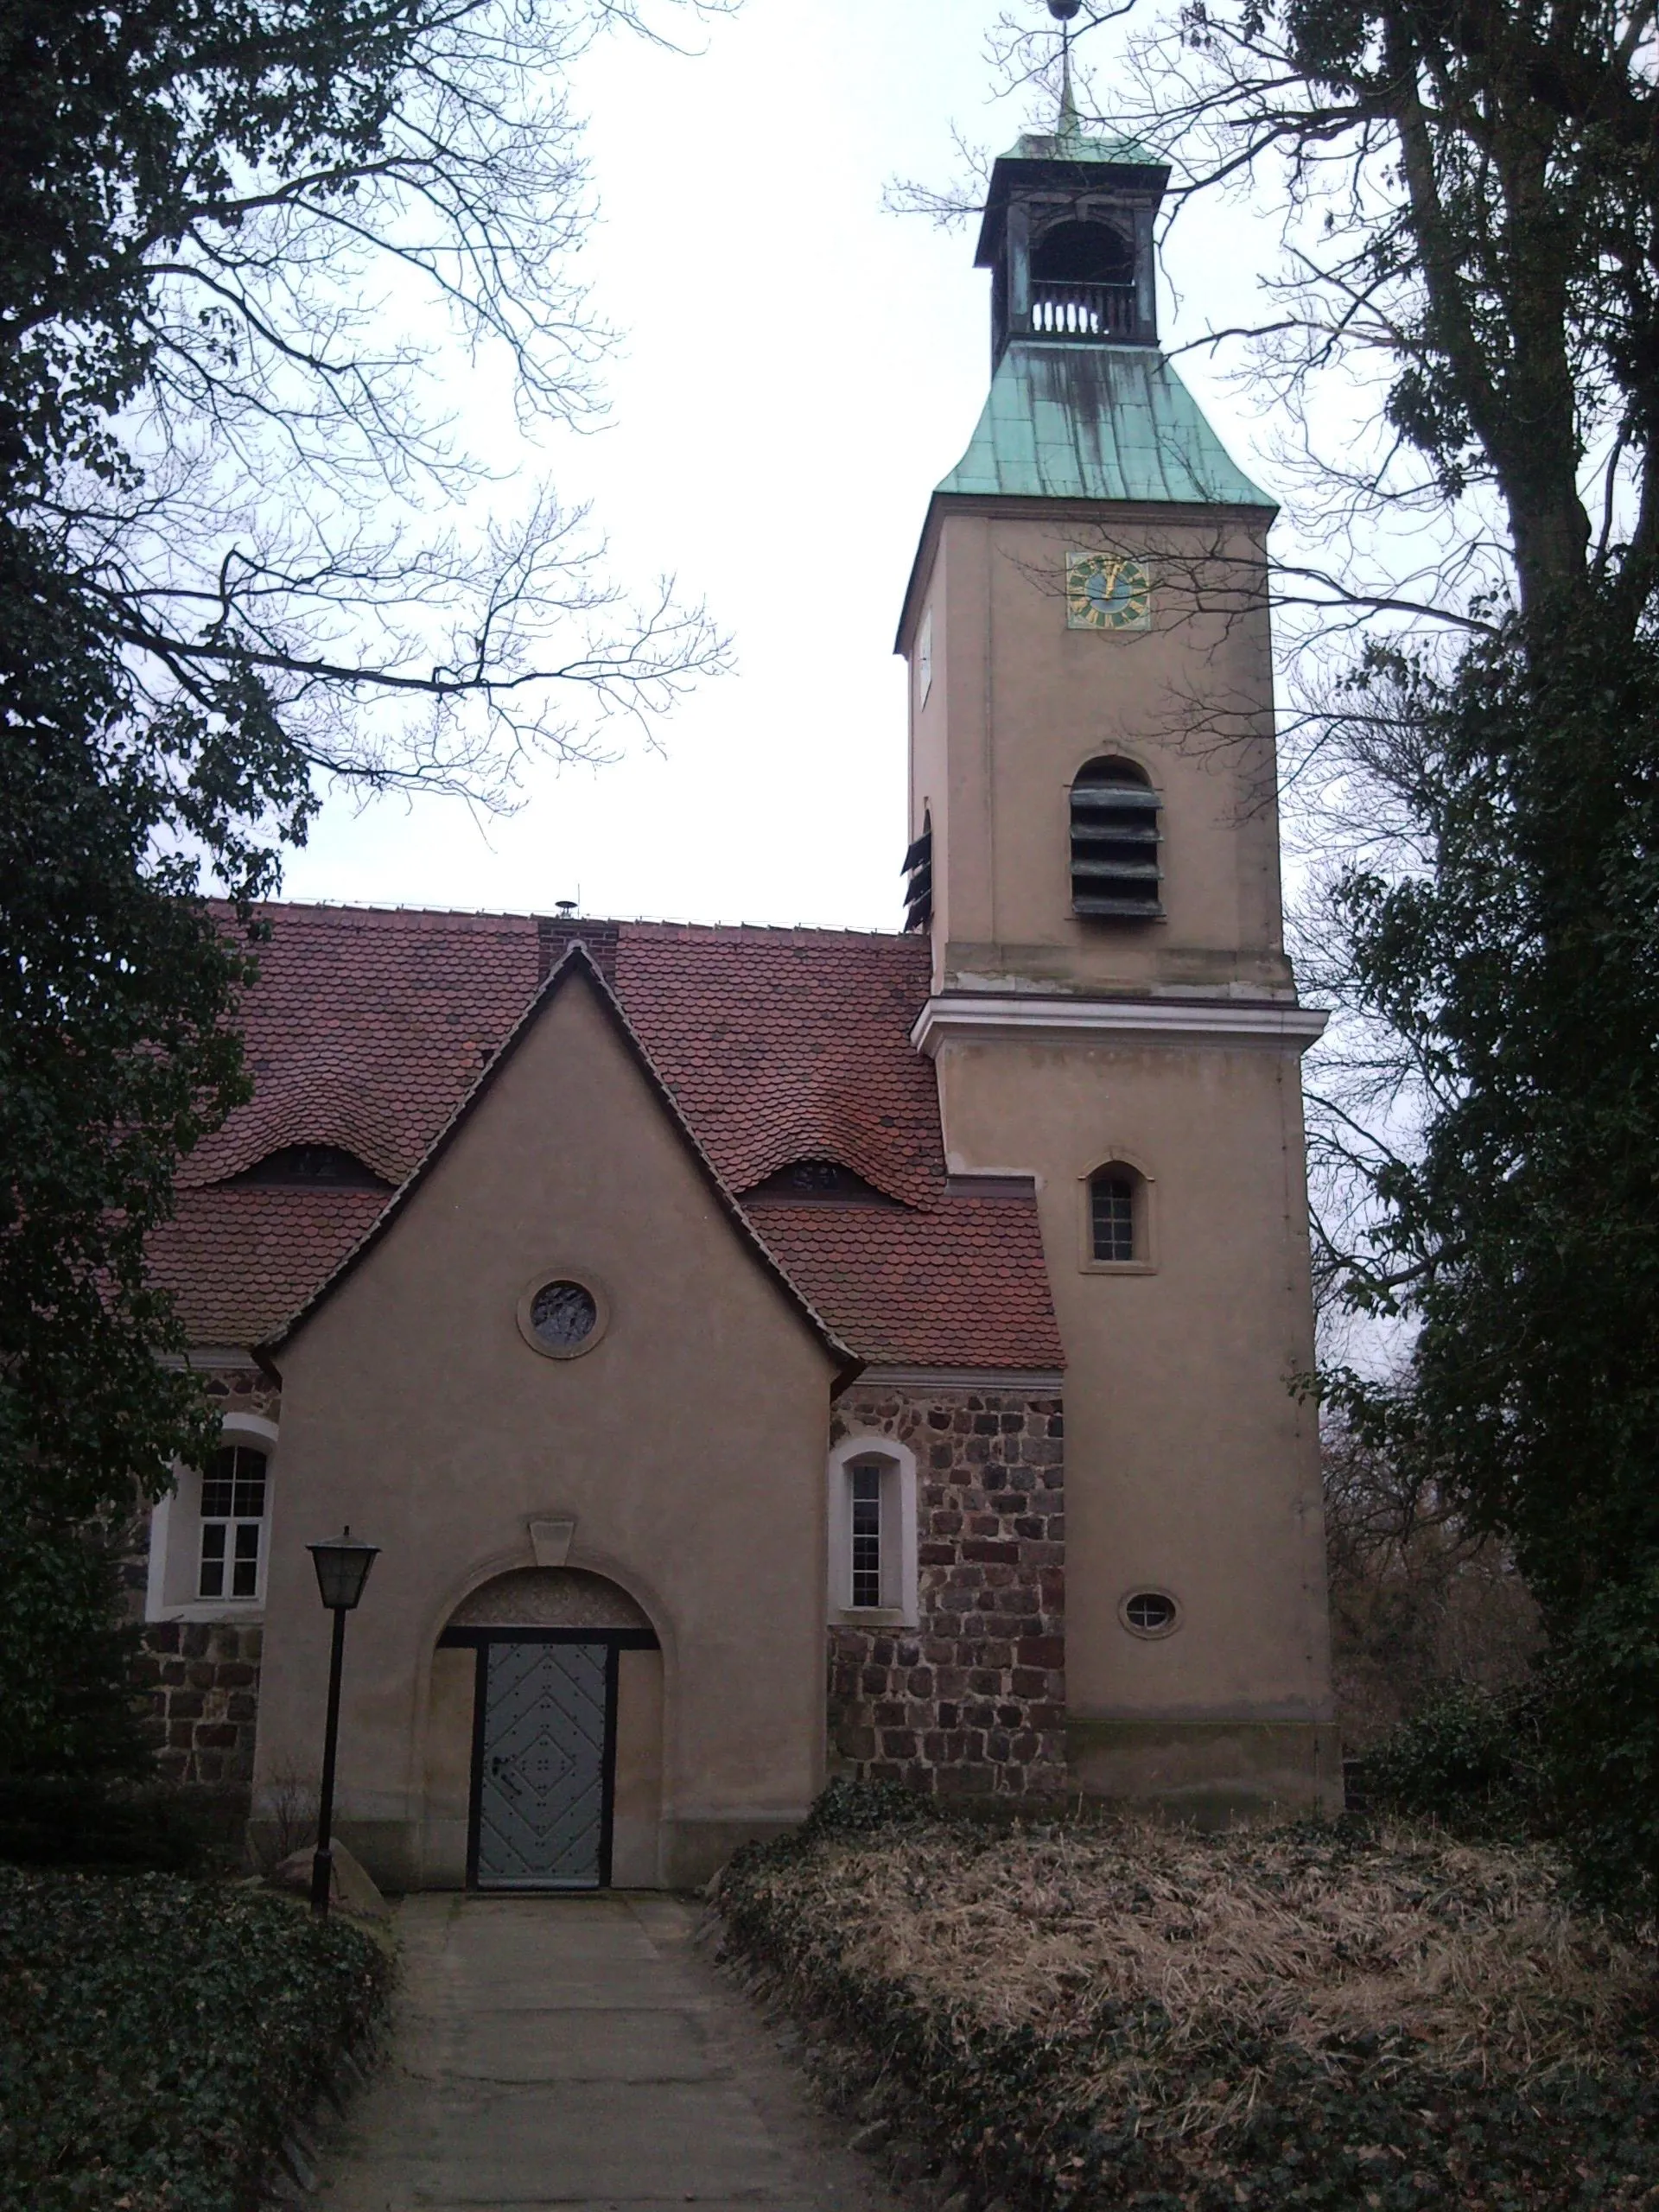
[896,12,1282,1004]
[976,27,1169,365]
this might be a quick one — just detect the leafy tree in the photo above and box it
[0,0,728,1778]
[960,4,1659,1898]
[1326,609,1659,1900]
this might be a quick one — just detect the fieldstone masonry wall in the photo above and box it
[137,1622,264,1784]
[828,1384,1066,1799]
[126,1364,1067,1803]
[130,1363,278,1786]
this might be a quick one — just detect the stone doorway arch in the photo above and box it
[446,1567,652,1633]
[424,1568,664,1891]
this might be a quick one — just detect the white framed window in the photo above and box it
[828,1437,918,1627]
[147,1414,277,1620]
[197,1445,269,1599]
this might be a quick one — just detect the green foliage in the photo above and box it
[0,1777,238,1875]
[0,0,716,1782]
[720,1801,1659,2212]
[0,1866,390,2212]
[0,516,289,1778]
[1329,606,1659,1911]
[0,1521,149,1782]
[1545,1567,1659,1911]
[801,1777,944,1837]
[1,0,428,498]
[1353,1682,1544,1841]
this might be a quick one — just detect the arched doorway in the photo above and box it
[435,1569,659,1891]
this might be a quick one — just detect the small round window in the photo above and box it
[531,1281,596,1349]
[517,1274,607,1361]
[1121,1589,1180,1638]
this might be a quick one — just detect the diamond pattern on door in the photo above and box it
[476,1641,609,1889]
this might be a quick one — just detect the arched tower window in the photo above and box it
[1071,759,1162,918]
[1087,1162,1152,1268]
[1030,219,1135,339]
[1090,1166,1139,1262]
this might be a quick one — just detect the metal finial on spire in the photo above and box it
[1046,0,1084,139]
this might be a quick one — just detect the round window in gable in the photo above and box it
[516,1274,608,1361]
[1121,1589,1180,1638]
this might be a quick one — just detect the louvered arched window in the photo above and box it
[901,811,932,934]
[1070,759,1162,918]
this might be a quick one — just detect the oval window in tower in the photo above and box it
[1120,1589,1181,1639]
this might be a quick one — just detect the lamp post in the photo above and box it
[306,1526,380,1918]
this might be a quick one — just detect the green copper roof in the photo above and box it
[999,125,1162,166]
[937,343,1274,510]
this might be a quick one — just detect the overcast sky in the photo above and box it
[279,0,1284,931]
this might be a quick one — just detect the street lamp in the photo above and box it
[306,1526,379,1918]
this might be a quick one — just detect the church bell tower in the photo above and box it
[898,25,1338,1816]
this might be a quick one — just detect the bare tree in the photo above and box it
[9,0,738,821]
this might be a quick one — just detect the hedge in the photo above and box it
[0,1866,391,2212]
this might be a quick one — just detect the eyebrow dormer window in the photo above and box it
[1071,759,1162,918]
[228,1145,391,1189]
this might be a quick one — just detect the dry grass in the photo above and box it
[793,1820,1645,2109]
[719,1801,1659,2207]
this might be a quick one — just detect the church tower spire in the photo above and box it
[1052,0,1084,142]
[893,29,1337,1825]
[897,48,1279,993]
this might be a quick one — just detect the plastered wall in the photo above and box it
[251,969,838,1889]
[934,1035,1328,1687]
[903,491,1338,1816]
[906,501,1294,1001]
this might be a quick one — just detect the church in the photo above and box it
[136,104,1338,1893]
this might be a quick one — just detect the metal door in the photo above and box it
[474,1640,612,1889]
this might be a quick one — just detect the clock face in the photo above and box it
[1066,552,1152,632]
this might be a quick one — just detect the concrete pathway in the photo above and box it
[314,1894,910,2212]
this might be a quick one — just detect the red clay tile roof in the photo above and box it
[179,906,539,1188]
[263,944,861,1389]
[746,1197,1065,1370]
[150,904,1063,1372]
[614,926,944,1207]
[149,1186,389,1348]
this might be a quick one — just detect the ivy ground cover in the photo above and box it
[0,1865,391,2212]
[716,1792,1659,2211]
